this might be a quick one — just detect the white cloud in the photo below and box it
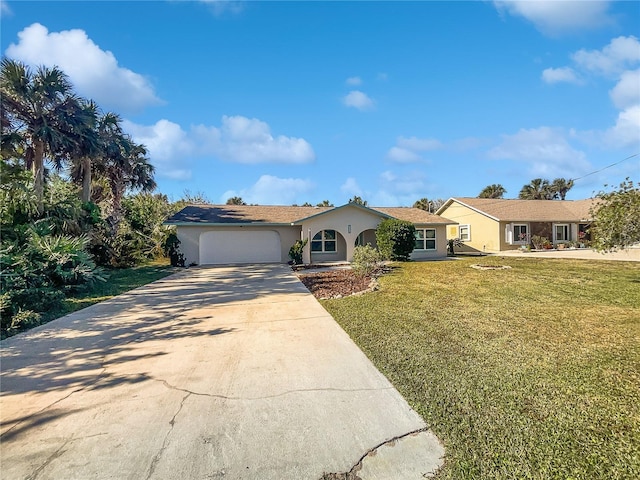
[386,136,442,163]
[1,1,12,16]
[342,90,375,111]
[386,147,422,163]
[603,105,640,148]
[123,115,316,179]
[610,69,640,110]
[572,36,640,76]
[493,0,613,35]
[222,175,314,205]
[198,0,244,15]
[340,177,363,197]
[488,126,592,178]
[6,23,161,113]
[541,66,582,84]
[371,170,430,206]
[397,136,443,151]
[122,119,193,180]
[346,76,362,86]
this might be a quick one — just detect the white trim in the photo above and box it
[414,228,437,251]
[459,224,471,242]
[513,223,530,244]
[311,229,338,253]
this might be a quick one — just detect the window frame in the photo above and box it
[311,229,338,253]
[513,224,529,244]
[555,224,570,242]
[414,228,437,251]
[459,224,471,242]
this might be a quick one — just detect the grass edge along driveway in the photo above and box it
[322,257,640,480]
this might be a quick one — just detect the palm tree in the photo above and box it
[413,198,431,211]
[478,184,506,199]
[226,196,246,205]
[66,100,100,203]
[519,178,552,200]
[1,59,82,213]
[550,178,574,200]
[349,195,368,206]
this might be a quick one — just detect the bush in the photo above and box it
[163,233,185,267]
[288,239,308,265]
[352,244,383,277]
[376,219,416,261]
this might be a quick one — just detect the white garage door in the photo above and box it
[199,230,282,265]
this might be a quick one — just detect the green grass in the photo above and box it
[41,259,176,323]
[322,257,640,479]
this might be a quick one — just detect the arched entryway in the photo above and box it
[355,229,377,249]
[310,229,347,263]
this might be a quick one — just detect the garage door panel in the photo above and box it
[199,231,281,265]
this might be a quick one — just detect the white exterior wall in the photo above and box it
[176,225,301,266]
[299,206,387,264]
[409,225,449,260]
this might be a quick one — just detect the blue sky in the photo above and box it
[1,1,638,205]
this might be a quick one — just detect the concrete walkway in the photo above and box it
[0,265,443,479]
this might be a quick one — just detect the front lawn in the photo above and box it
[322,257,640,479]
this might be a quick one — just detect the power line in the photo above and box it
[571,152,639,183]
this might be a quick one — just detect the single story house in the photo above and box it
[165,202,457,265]
[435,197,595,253]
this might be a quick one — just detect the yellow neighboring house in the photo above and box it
[436,197,595,253]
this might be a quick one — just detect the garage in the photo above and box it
[199,230,282,265]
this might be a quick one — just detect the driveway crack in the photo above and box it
[319,427,432,480]
[156,378,393,400]
[145,392,191,480]
[25,439,70,480]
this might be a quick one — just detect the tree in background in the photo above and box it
[317,200,334,207]
[413,197,446,212]
[550,178,574,200]
[348,196,368,206]
[519,178,552,200]
[519,177,574,200]
[226,196,246,205]
[1,59,88,213]
[478,184,506,199]
[589,178,640,252]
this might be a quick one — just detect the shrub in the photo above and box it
[447,238,464,255]
[288,239,308,265]
[352,244,383,277]
[163,233,185,267]
[531,235,550,250]
[376,219,416,261]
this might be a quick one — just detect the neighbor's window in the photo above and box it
[514,224,529,243]
[414,228,436,250]
[459,224,471,242]
[555,224,570,242]
[311,230,337,252]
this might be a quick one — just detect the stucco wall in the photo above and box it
[300,206,387,264]
[440,202,501,253]
[176,225,301,265]
[410,225,449,260]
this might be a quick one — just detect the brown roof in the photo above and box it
[443,197,595,222]
[166,204,456,225]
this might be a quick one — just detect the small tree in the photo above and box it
[288,239,308,265]
[226,196,246,205]
[376,218,416,261]
[589,178,640,252]
[348,196,368,206]
[352,244,383,277]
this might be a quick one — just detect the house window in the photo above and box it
[311,230,337,252]
[514,224,529,243]
[415,228,436,250]
[459,224,471,242]
[555,224,570,242]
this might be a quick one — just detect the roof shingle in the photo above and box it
[444,198,595,222]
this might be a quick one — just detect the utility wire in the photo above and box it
[571,152,639,183]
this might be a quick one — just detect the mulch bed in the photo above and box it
[296,269,376,299]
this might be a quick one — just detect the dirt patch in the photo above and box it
[296,269,377,299]
[470,264,512,270]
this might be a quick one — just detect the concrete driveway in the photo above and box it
[1,264,443,479]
